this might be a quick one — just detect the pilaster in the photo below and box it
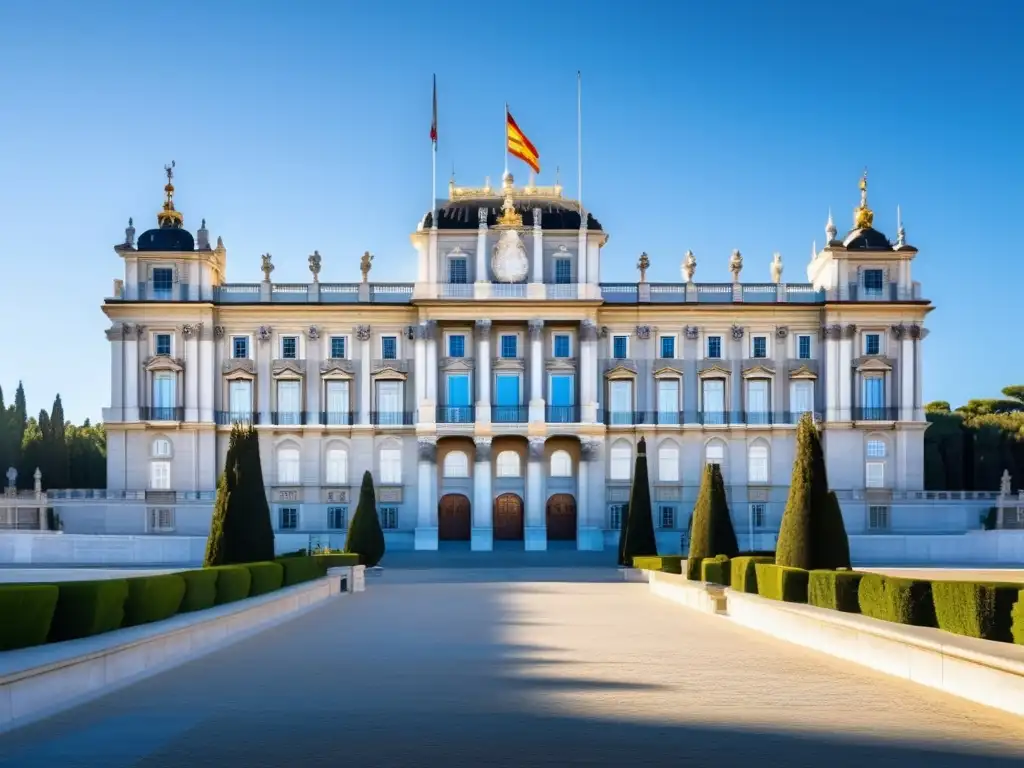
[257,325,272,424]
[840,324,855,419]
[729,326,743,423]
[425,320,438,408]
[475,320,492,424]
[414,324,427,418]
[773,326,788,414]
[577,226,588,285]
[415,437,439,550]
[357,325,371,425]
[531,208,543,284]
[475,207,488,284]
[528,320,545,422]
[124,324,140,421]
[106,324,125,421]
[580,320,598,423]
[472,437,493,551]
[823,325,840,421]
[199,326,215,422]
[183,324,200,422]
[525,436,546,550]
[306,325,322,420]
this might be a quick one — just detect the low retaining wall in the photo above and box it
[647,571,726,614]
[0,570,360,733]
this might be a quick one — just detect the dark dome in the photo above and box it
[842,227,892,251]
[137,226,195,252]
[423,198,602,231]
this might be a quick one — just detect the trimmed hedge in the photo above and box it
[277,556,327,586]
[0,585,59,650]
[730,556,774,594]
[808,570,864,613]
[314,552,362,569]
[177,569,219,612]
[755,564,808,603]
[49,579,130,642]
[208,565,252,605]
[632,555,683,574]
[123,574,187,627]
[931,581,1019,642]
[246,562,285,596]
[858,574,936,627]
[686,556,703,581]
[701,555,731,586]
[1013,591,1024,645]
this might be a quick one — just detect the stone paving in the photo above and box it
[2,565,1024,767]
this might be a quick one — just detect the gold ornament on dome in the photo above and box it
[156,160,184,228]
[493,194,524,228]
[854,168,874,229]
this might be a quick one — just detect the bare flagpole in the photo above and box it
[577,70,583,213]
[504,102,510,177]
[431,74,438,226]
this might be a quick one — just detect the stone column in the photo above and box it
[773,327,788,418]
[357,325,371,425]
[913,326,925,420]
[580,320,598,423]
[107,324,124,421]
[475,320,492,424]
[257,327,272,425]
[531,208,543,283]
[414,323,427,419]
[415,437,438,550]
[183,324,200,422]
[729,326,743,424]
[306,326,322,423]
[823,325,840,421]
[475,207,488,284]
[472,437,493,551]
[840,324,855,420]
[576,438,600,550]
[425,321,438,404]
[199,326,215,423]
[528,320,545,422]
[124,324,140,421]
[427,228,438,286]
[577,226,588,286]
[525,436,547,550]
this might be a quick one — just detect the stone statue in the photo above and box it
[5,467,16,490]
[729,249,743,282]
[771,252,783,284]
[637,252,650,283]
[308,250,322,283]
[682,250,696,283]
[491,231,528,283]
[124,217,136,247]
[261,253,274,282]
[360,251,374,282]
[1001,469,1012,498]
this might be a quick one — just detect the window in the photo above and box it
[155,333,172,356]
[659,336,676,359]
[862,377,885,414]
[609,443,632,480]
[500,334,518,358]
[550,450,572,477]
[609,504,624,530]
[748,444,769,484]
[325,447,348,484]
[790,381,813,416]
[495,374,520,406]
[496,450,521,477]
[448,256,468,284]
[866,461,885,488]
[659,506,676,529]
[276,380,301,424]
[148,508,175,532]
[152,437,171,457]
[325,380,350,423]
[554,258,571,284]
[549,374,574,407]
[865,333,881,356]
[750,503,766,528]
[281,336,298,359]
[658,445,679,482]
[381,336,398,360]
[229,380,253,419]
[279,507,298,530]
[751,336,767,359]
[277,446,300,485]
[867,439,887,458]
[448,334,466,358]
[705,441,724,466]
[553,334,571,358]
[376,381,403,424]
[153,371,175,409]
[150,461,171,489]
[330,336,346,360]
[232,336,249,359]
[702,379,726,422]
[443,451,469,478]
[608,380,633,424]
[612,335,628,359]
[657,379,680,423]
[798,335,811,360]
[380,447,402,484]
[446,374,471,421]
[746,379,770,419]
[328,506,347,530]
[379,507,398,529]
[707,336,722,359]
[868,505,890,530]
[863,269,884,297]
[152,267,173,298]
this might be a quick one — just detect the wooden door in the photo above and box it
[546,493,577,541]
[438,494,471,541]
[493,493,524,541]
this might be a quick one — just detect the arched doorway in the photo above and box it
[493,493,524,541]
[546,494,577,541]
[438,494,471,541]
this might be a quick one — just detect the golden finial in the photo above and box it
[156,160,184,228]
[854,167,873,229]
[495,194,523,228]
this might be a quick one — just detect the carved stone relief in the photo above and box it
[474,437,492,462]
[730,325,745,341]
[417,437,437,463]
[356,325,371,342]
[635,325,652,340]
[684,325,700,340]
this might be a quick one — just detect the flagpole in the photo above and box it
[577,70,583,213]
[431,74,438,226]
[504,102,509,176]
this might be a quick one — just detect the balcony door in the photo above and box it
[376,380,403,425]
[325,380,350,424]
[494,374,521,422]
[276,380,301,425]
[228,380,252,421]
[446,373,471,422]
[608,380,633,425]
[701,379,726,424]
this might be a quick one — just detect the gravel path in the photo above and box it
[2,568,1024,767]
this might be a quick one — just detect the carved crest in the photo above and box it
[731,325,744,341]
[491,229,529,283]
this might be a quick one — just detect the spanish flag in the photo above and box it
[506,108,540,174]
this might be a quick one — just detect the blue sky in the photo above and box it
[1,0,1021,422]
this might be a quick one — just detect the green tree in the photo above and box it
[48,395,69,489]
[18,417,43,490]
[925,400,951,414]
[1003,386,1024,408]
[818,490,851,569]
[710,464,739,556]
[621,437,657,564]
[204,426,240,566]
[232,426,275,563]
[616,502,630,567]
[687,463,738,567]
[345,470,386,566]
[776,414,834,570]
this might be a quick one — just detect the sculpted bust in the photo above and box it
[491,229,529,283]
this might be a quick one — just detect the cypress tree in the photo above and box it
[0,385,9,479]
[13,383,27,443]
[49,395,69,489]
[345,470,386,566]
[204,425,241,566]
[688,464,717,566]
[710,464,739,557]
[621,437,657,563]
[616,502,630,567]
[232,426,275,563]
[817,490,852,569]
[776,413,833,569]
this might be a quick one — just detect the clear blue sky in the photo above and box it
[1,0,1021,423]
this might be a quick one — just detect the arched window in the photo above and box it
[152,437,172,457]
[550,450,572,477]
[705,440,725,466]
[658,444,679,482]
[496,450,521,478]
[748,443,769,484]
[325,447,348,485]
[277,445,301,485]
[866,438,887,488]
[379,445,402,484]
[609,442,632,480]
[443,450,469,478]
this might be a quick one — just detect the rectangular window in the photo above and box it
[609,504,625,530]
[746,379,770,416]
[150,461,171,490]
[608,380,633,424]
[865,333,881,356]
[448,257,468,284]
[152,268,173,298]
[659,505,676,529]
[500,334,517,358]
[148,507,175,532]
[798,335,811,360]
[550,374,574,407]
[378,507,398,530]
[866,462,885,488]
[153,372,176,410]
[751,336,767,358]
[790,380,813,416]
[446,373,471,413]
[279,507,298,530]
[863,269,885,297]
[229,380,252,418]
[328,506,347,530]
[281,336,298,359]
[862,376,885,410]
[376,381,403,424]
[330,336,346,359]
[659,336,675,359]
[325,449,348,485]
[868,505,889,530]
[609,446,632,481]
[659,448,679,483]
[495,374,520,406]
[447,334,465,358]
[381,336,398,360]
[232,336,249,359]
[553,334,571,358]
[325,380,350,423]
[379,449,402,484]
[155,333,172,356]
[707,336,722,359]
[612,335,628,360]
[748,447,769,484]
[750,503,766,529]
[657,379,680,423]
[702,379,726,421]
[554,258,572,284]
[276,380,301,424]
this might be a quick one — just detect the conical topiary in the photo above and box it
[622,437,658,564]
[776,413,834,570]
[710,463,739,557]
[818,490,852,569]
[204,425,241,566]
[688,464,716,567]
[233,426,276,563]
[617,502,631,567]
[345,470,386,566]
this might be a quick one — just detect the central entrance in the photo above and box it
[545,493,577,541]
[438,494,471,541]
[493,493,524,541]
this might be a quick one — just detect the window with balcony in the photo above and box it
[748,443,769,484]
[746,379,770,421]
[281,336,298,359]
[152,372,176,416]
[707,336,722,359]
[701,379,726,423]
[277,446,300,485]
[376,380,403,424]
[865,333,881,356]
[380,447,402,484]
[550,450,572,477]
[495,375,520,406]
[612,335,628,359]
[325,380,350,424]
[443,451,469,478]
[152,268,173,299]
[381,336,398,360]
[276,380,301,425]
[659,506,676,529]
[862,376,885,417]
[659,336,675,359]
[790,380,813,416]
[657,379,680,423]
[500,334,518,358]
[659,444,679,482]
[325,447,348,485]
[448,334,466,358]
[330,336,347,359]
[554,258,571,284]
[609,442,632,480]
[496,450,521,477]
[863,269,884,297]
[448,257,468,284]
[150,460,171,490]
[751,336,767,358]
[553,334,571,358]
[444,374,471,422]
[279,507,298,529]
[229,380,252,420]
[608,380,633,425]
[798,335,811,359]
[549,375,574,422]
[328,506,347,529]
[232,336,249,359]
[155,333,172,356]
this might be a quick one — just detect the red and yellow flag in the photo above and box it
[506,110,540,174]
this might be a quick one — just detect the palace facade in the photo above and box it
[76,168,931,552]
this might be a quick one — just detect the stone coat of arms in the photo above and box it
[491,229,529,283]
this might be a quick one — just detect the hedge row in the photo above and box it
[0,554,334,651]
[701,555,730,587]
[631,556,683,574]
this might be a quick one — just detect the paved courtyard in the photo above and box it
[3,565,1024,767]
